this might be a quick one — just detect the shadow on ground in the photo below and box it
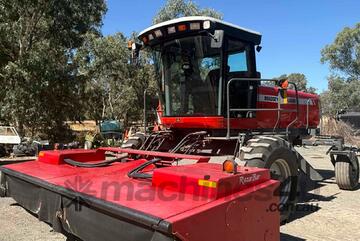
[282,168,340,224]
[285,203,321,223]
[316,169,334,180]
[298,170,338,203]
[281,233,306,241]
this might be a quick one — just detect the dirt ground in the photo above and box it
[0,146,359,241]
[280,146,360,241]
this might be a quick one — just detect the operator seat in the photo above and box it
[205,68,221,113]
[190,71,217,115]
[206,69,220,92]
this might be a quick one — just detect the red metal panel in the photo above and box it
[3,160,275,221]
[38,149,105,165]
[3,157,280,240]
[160,86,320,130]
[36,148,210,165]
[99,147,210,163]
[152,163,270,199]
[160,116,224,129]
[168,180,279,241]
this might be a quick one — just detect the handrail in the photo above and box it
[285,81,300,137]
[143,89,147,134]
[306,99,311,129]
[226,78,299,139]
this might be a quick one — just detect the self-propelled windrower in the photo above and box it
[1,16,358,241]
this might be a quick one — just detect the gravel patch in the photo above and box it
[281,146,360,241]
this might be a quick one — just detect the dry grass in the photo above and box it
[66,120,98,132]
[320,116,360,146]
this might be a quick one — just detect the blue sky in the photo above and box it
[102,0,360,92]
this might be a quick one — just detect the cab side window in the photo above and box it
[226,39,256,118]
[228,51,247,72]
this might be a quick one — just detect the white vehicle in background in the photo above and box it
[0,126,21,157]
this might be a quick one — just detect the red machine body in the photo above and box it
[1,149,279,241]
[0,17,326,241]
[161,86,320,130]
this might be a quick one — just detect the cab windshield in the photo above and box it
[156,35,222,116]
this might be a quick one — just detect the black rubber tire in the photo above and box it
[65,234,82,241]
[121,132,146,149]
[0,173,5,197]
[335,155,359,190]
[0,185,5,197]
[0,145,6,157]
[242,136,298,222]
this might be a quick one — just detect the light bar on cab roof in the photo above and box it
[154,29,162,37]
[203,20,211,29]
[141,21,206,44]
[177,24,187,31]
[190,22,201,30]
[167,26,176,34]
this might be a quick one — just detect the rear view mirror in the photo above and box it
[211,30,224,48]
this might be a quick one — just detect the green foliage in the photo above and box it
[320,23,360,115]
[276,73,316,93]
[153,0,223,24]
[76,33,156,127]
[75,0,222,130]
[321,23,360,79]
[0,0,106,142]
[0,0,223,142]
[320,76,360,115]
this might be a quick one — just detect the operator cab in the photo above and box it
[137,16,262,121]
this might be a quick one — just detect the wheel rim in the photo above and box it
[270,158,292,206]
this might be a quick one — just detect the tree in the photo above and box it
[320,23,360,115]
[276,73,316,93]
[321,23,360,79]
[76,33,156,127]
[75,0,222,130]
[320,76,360,115]
[153,0,223,24]
[0,0,106,142]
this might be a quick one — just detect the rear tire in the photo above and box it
[0,173,5,197]
[0,185,5,197]
[0,145,6,157]
[242,136,298,222]
[335,155,359,190]
[65,234,82,241]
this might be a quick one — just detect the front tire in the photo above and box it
[335,155,359,190]
[0,145,6,157]
[241,136,298,222]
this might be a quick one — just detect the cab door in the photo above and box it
[225,38,258,118]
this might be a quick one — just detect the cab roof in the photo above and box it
[138,16,262,46]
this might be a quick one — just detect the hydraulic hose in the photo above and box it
[127,158,161,179]
[63,153,128,168]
